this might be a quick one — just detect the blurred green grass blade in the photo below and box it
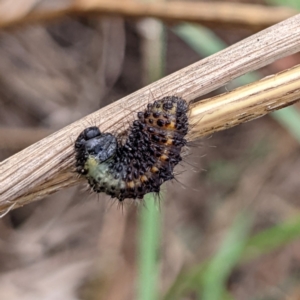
[272,107,300,143]
[163,214,252,300]
[140,18,166,84]
[201,214,252,300]
[163,263,208,300]
[138,193,161,300]
[173,23,260,87]
[174,24,227,57]
[266,0,300,9]
[243,216,300,262]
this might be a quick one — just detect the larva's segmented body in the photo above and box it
[75,96,189,201]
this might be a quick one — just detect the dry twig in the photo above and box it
[0,0,296,31]
[1,14,300,211]
[189,64,300,139]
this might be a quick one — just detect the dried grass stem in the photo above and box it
[0,0,296,31]
[1,14,300,211]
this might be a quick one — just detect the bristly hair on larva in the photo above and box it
[74,96,189,202]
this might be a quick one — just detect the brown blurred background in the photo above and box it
[1,1,300,300]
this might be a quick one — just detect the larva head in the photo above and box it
[85,133,117,162]
[75,126,117,174]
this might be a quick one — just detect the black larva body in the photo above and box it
[75,96,189,201]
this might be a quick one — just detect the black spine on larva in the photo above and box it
[74,96,189,201]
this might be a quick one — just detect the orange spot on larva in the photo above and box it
[160,154,169,161]
[140,175,148,183]
[165,138,173,145]
[166,121,176,129]
[127,181,135,189]
[151,166,159,173]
